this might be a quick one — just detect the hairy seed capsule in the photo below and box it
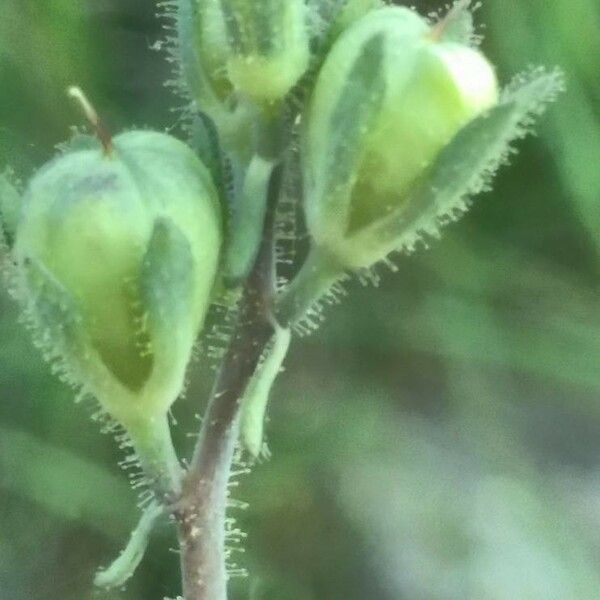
[15,131,222,428]
[201,0,311,103]
[304,6,498,268]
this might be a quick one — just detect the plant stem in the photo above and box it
[174,166,281,600]
[239,323,292,457]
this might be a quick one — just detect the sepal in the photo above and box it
[240,324,291,458]
[140,217,195,354]
[346,68,564,268]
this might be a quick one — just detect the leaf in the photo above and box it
[20,257,84,371]
[350,68,565,264]
[306,31,388,241]
[169,0,229,118]
[223,155,274,286]
[240,325,292,458]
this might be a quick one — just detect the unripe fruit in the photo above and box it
[304,6,498,268]
[196,0,232,101]
[200,0,310,103]
[15,131,222,428]
[330,0,385,39]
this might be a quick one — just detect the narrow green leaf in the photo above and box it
[21,257,83,365]
[240,325,291,458]
[94,502,165,589]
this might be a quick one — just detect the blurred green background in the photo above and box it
[1,1,599,599]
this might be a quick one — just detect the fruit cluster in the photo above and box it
[0,0,559,460]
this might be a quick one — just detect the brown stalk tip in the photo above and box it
[67,86,114,156]
[430,0,472,41]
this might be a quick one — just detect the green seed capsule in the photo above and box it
[15,131,222,428]
[202,0,311,103]
[304,6,498,268]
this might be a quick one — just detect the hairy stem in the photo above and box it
[174,166,281,600]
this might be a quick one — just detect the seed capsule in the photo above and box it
[15,130,222,428]
[304,6,498,268]
[197,0,310,103]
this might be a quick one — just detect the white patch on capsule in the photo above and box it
[437,45,499,112]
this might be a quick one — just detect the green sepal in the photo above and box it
[0,170,21,248]
[20,256,85,373]
[189,114,224,196]
[175,0,228,119]
[140,217,195,339]
[329,0,386,40]
[305,31,388,247]
[18,257,154,426]
[346,68,564,268]
[240,324,291,458]
[222,156,274,287]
